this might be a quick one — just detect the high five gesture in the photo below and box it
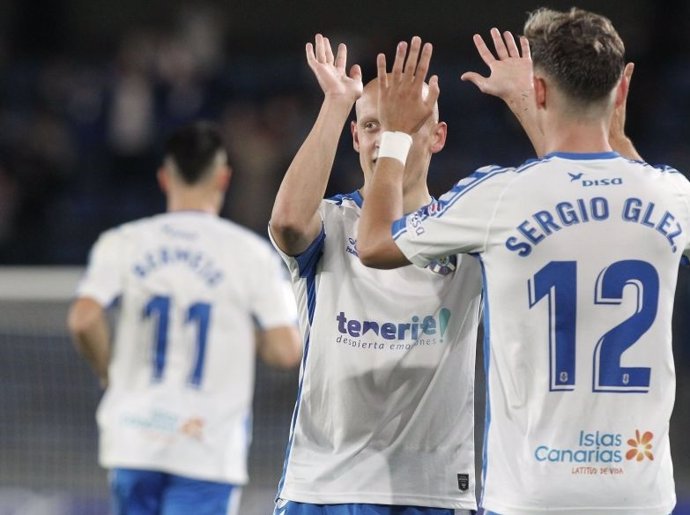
[375,36,440,135]
[306,34,363,102]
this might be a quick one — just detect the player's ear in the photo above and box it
[217,165,232,191]
[157,167,170,193]
[430,121,447,154]
[614,74,628,109]
[534,76,547,109]
[351,120,360,152]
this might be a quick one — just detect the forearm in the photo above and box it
[610,134,642,161]
[608,63,641,161]
[67,298,110,387]
[257,326,302,369]
[270,96,354,255]
[504,92,545,157]
[358,156,406,268]
[74,331,110,387]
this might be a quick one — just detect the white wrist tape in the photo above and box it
[378,131,413,165]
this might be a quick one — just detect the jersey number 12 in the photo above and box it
[528,259,658,393]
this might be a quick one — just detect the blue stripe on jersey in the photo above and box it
[391,166,510,240]
[277,249,320,499]
[296,227,326,279]
[433,166,512,218]
[436,166,510,213]
[392,218,407,241]
[478,256,492,509]
[326,190,364,208]
[653,163,683,175]
[275,332,310,498]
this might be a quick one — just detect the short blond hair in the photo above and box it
[524,7,625,104]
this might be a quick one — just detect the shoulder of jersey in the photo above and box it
[325,192,360,208]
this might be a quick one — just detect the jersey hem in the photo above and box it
[482,497,676,515]
[280,489,477,510]
[101,458,248,486]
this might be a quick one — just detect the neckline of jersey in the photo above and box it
[544,151,621,160]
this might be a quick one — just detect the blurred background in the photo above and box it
[0,0,689,513]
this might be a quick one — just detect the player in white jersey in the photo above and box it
[268,34,482,515]
[67,122,301,515]
[358,11,689,515]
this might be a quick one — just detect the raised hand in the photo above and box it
[376,36,440,134]
[306,34,363,102]
[461,28,533,101]
[462,28,544,156]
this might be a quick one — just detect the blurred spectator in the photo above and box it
[0,0,687,271]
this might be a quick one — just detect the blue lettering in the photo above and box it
[623,198,683,252]
[347,319,361,337]
[410,316,420,340]
[381,323,397,340]
[518,221,545,244]
[336,312,347,333]
[577,199,590,222]
[657,211,674,235]
[533,210,561,235]
[641,202,656,227]
[335,312,451,342]
[556,202,579,225]
[535,445,549,461]
[622,197,642,221]
[505,237,532,257]
[422,315,436,335]
[590,197,609,220]
[667,225,683,251]
[362,321,380,335]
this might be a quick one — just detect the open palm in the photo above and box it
[461,28,533,101]
[306,34,363,102]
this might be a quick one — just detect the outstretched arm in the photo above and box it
[269,34,363,256]
[358,37,438,269]
[609,62,642,160]
[461,28,544,157]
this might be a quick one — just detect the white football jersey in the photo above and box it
[270,191,482,509]
[76,211,297,484]
[394,152,690,515]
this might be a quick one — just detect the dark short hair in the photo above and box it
[164,121,226,185]
[524,7,625,104]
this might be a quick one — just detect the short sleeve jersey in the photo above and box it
[270,191,483,509]
[393,152,690,515]
[77,211,297,484]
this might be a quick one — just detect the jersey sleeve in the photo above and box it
[667,166,690,265]
[249,246,298,329]
[394,166,515,267]
[268,200,328,280]
[75,229,126,307]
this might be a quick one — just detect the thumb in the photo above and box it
[350,64,362,82]
[460,71,485,90]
